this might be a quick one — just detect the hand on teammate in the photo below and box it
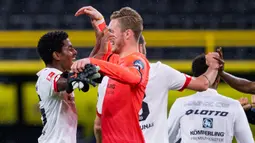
[205,52,224,69]
[216,47,224,72]
[66,64,101,93]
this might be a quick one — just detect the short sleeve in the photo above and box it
[36,69,62,100]
[160,63,191,91]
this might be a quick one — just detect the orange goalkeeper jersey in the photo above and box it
[90,52,150,143]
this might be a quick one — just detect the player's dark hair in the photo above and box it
[192,54,209,77]
[37,31,68,65]
[138,35,144,45]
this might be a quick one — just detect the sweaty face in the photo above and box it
[108,19,125,54]
[59,38,77,71]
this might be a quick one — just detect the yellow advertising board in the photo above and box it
[0,84,17,124]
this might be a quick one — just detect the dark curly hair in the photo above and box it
[37,31,68,65]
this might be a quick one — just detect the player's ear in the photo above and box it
[52,51,61,61]
[124,29,132,40]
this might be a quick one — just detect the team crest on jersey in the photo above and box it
[133,60,144,70]
[202,118,213,128]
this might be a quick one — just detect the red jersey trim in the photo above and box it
[96,110,101,118]
[178,74,192,91]
[53,74,60,92]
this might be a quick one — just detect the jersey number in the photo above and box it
[38,94,47,126]
[139,94,150,121]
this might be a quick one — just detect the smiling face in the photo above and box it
[108,19,125,54]
[55,38,77,71]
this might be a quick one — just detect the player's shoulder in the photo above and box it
[126,52,149,70]
[36,68,62,82]
[129,52,149,63]
[216,93,240,105]
[174,94,195,104]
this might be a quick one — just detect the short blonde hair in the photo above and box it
[110,7,143,41]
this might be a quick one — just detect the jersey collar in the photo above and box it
[197,88,218,95]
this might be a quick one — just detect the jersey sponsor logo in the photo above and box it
[107,83,115,89]
[184,101,229,108]
[46,72,55,81]
[190,130,224,137]
[185,109,229,117]
[133,60,144,70]
[203,118,213,128]
[191,136,224,142]
[140,122,154,130]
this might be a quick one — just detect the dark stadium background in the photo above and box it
[0,0,254,142]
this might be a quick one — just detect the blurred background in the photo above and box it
[0,0,255,142]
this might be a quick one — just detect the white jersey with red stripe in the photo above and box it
[97,61,191,143]
[35,68,77,143]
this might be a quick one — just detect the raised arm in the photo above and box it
[220,71,255,94]
[75,6,113,59]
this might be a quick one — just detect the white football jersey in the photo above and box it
[35,68,77,143]
[168,88,254,143]
[97,61,190,143]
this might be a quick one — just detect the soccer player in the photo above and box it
[72,7,150,143]
[75,7,223,143]
[168,54,254,143]
[36,31,97,143]
[95,36,222,143]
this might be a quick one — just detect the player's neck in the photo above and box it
[46,63,65,72]
[209,84,218,90]
[119,42,139,58]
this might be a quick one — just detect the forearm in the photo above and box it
[89,21,106,57]
[94,116,102,143]
[187,66,218,91]
[202,66,218,86]
[94,126,102,143]
[220,71,255,94]
[90,58,141,85]
[89,37,101,57]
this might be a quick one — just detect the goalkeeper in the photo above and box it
[35,31,99,143]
